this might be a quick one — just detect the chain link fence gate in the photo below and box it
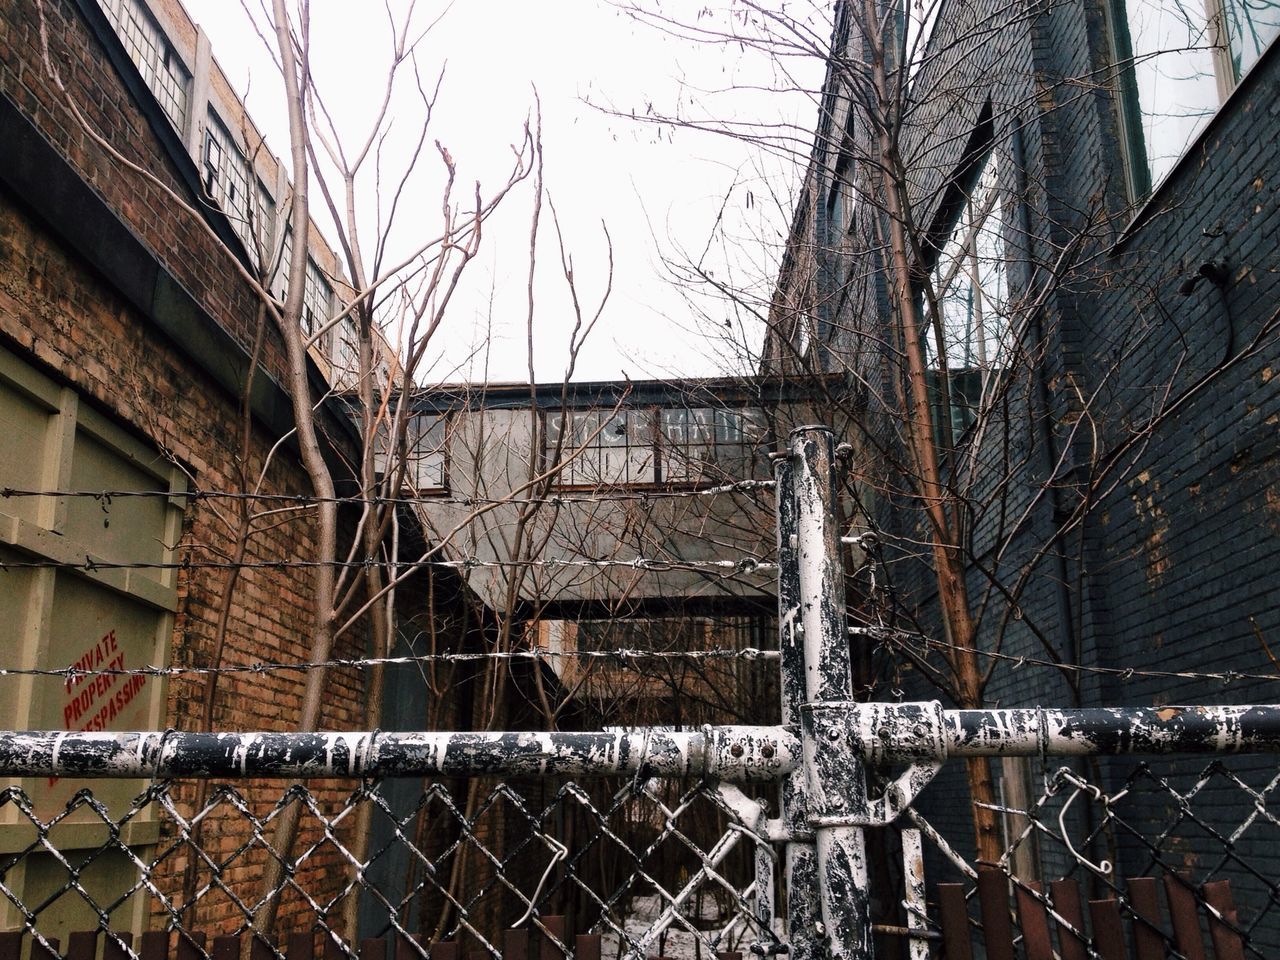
[2,426,1280,960]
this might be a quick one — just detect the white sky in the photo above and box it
[181,1,827,383]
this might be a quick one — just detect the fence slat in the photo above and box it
[1015,882,1054,960]
[213,934,240,960]
[105,932,135,960]
[287,933,314,960]
[1203,880,1245,960]
[68,931,98,960]
[178,932,207,960]
[1049,879,1089,960]
[1127,878,1165,960]
[140,930,169,960]
[572,936,600,960]
[250,936,273,960]
[1163,876,1207,960]
[503,929,529,960]
[935,883,972,960]
[0,931,20,960]
[976,868,1015,960]
[539,918,565,960]
[32,937,60,960]
[1088,898,1126,960]
[430,943,458,960]
[360,939,386,960]
[395,935,425,960]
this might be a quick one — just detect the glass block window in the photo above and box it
[100,0,190,132]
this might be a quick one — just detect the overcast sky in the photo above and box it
[182,1,827,383]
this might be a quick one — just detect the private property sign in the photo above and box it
[62,628,147,732]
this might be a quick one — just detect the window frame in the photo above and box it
[1107,0,1280,202]
[100,0,191,133]
[543,405,770,490]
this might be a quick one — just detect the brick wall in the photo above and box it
[783,0,1280,920]
[0,0,384,939]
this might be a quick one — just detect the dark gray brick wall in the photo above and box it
[788,0,1280,932]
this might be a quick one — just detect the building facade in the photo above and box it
[0,0,403,939]
[769,0,1280,908]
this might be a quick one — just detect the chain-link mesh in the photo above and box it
[905,757,1280,958]
[0,776,778,960]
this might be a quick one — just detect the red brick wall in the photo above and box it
[0,0,371,938]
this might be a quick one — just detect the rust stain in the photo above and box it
[1157,707,1181,722]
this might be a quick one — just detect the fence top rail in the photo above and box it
[0,726,798,781]
[857,703,1280,761]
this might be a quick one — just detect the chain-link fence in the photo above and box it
[0,772,777,960]
[897,755,1280,958]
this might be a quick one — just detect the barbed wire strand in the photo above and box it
[0,478,776,507]
[863,625,1280,687]
[0,646,779,683]
[0,554,777,574]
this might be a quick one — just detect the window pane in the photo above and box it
[600,412,628,446]
[407,415,446,490]
[929,149,1006,371]
[1224,0,1280,77]
[1117,0,1223,190]
[714,409,743,443]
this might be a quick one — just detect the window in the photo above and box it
[100,0,190,132]
[901,0,942,80]
[273,228,293,300]
[1112,0,1280,198]
[826,168,855,242]
[203,113,273,261]
[332,316,360,385]
[929,148,1007,371]
[660,407,767,483]
[547,409,654,486]
[926,147,1007,441]
[404,415,447,492]
[546,407,768,487]
[301,258,333,341]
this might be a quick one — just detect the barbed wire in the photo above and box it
[0,553,777,575]
[0,477,775,508]
[864,625,1280,687]
[0,645,779,683]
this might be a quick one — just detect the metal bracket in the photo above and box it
[802,701,947,828]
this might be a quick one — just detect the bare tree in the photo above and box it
[618,0,1280,866]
